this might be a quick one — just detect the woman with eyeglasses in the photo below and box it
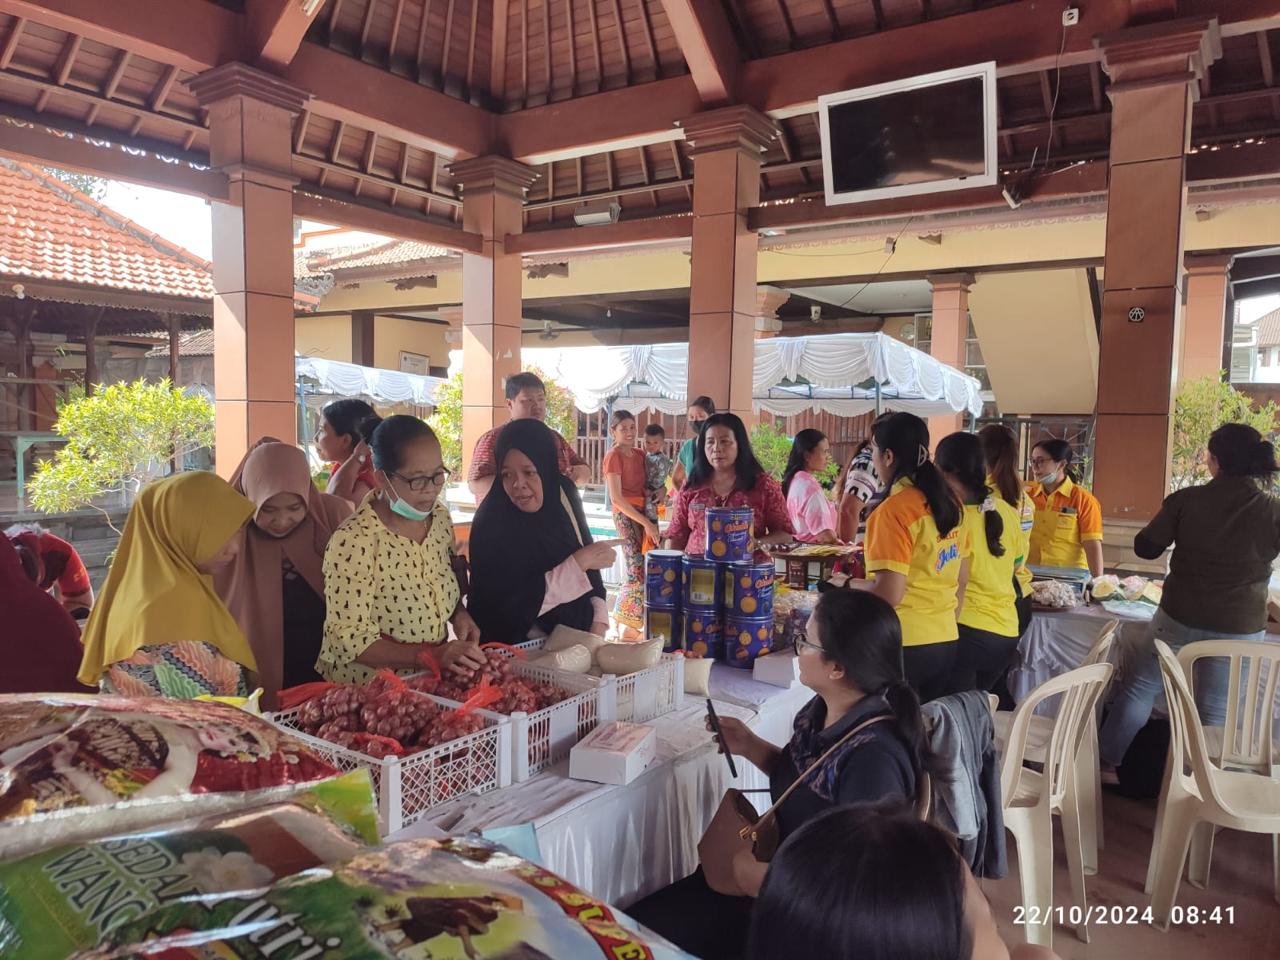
[628,590,927,960]
[469,419,617,642]
[318,416,484,684]
[1026,438,1104,577]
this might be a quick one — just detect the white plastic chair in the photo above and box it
[1141,639,1280,904]
[1001,661,1114,948]
[1145,640,1280,928]
[995,620,1118,874]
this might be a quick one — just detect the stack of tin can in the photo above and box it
[643,507,777,669]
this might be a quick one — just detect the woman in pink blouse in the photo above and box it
[783,429,841,544]
[665,413,794,555]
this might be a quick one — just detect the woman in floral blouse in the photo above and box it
[665,413,794,555]
[319,416,482,684]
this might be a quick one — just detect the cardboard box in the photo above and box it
[753,650,801,689]
[569,721,657,785]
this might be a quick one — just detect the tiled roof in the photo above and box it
[146,329,215,358]
[295,238,453,278]
[1255,307,1280,348]
[0,160,214,301]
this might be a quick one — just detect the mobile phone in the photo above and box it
[705,698,738,779]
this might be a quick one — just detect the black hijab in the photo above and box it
[468,419,605,641]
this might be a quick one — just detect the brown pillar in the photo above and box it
[1092,20,1220,520]
[1180,253,1233,384]
[188,63,310,478]
[83,308,102,397]
[167,315,181,388]
[926,273,973,447]
[351,310,376,367]
[449,157,538,480]
[682,106,777,423]
[12,307,33,432]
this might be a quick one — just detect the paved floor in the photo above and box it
[983,790,1280,958]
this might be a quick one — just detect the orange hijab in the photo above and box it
[216,442,351,706]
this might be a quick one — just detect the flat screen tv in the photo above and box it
[817,62,998,206]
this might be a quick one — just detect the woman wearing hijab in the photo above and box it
[215,440,352,709]
[469,419,619,641]
[79,471,255,697]
[0,535,94,694]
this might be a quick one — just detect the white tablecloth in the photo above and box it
[393,665,812,908]
[1009,605,1152,708]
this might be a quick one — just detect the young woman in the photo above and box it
[665,413,794,555]
[1098,423,1280,783]
[319,416,483,684]
[783,428,840,544]
[215,441,352,709]
[628,590,929,960]
[469,419,617,641]
[313,398,380,508]
[859,412,968,702]
[1,535,94,694]
[979,424,1035,636]
[749,804,1060,960]
[79,472,255,697]
[602,410,660,636]
[936,433,1023,693]
[670,395,715,492]
[1026,438,1104,576]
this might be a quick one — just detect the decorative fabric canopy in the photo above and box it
[295,356,443,406]
[447,333,983,418]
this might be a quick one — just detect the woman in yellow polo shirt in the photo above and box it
[979,424,1035,636]
[861,413,968,702]
[936,432,1023,693]
[1027,439,1104,576]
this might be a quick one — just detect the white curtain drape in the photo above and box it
[295,356,443,406]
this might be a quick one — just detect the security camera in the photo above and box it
[809,305,822,323]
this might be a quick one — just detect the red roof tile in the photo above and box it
[295,238,453,278]
[1255,307,1280,348]
[0,160,214,301]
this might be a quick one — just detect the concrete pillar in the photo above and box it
[927,273,974,447]
[755,286,789,339]
[682,106,778,423]
[188,63,309,477]
[448,157,539,480]
[1092,19,1220,520]
[1181,253,1233,384]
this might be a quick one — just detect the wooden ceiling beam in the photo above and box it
[293,189,483,252]
[246,0,324,70]
[507,214,693,254]
[0,16,25,70]
[490,0,509,98]
[659,0,741,103]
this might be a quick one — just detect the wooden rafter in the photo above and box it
[565,0,577,93]
[0,64,204,136]
[329,119,347,162]
[387,0,407,66]
[637,0,659,77]
[1260,31,1275,87]
[818,0,838,39]
[491,0,509,99]
[359,0,379,56]
[546,161,554,221]
[770,0,795,48]
[101,49,131,101]
[608,0,630,84]
[637,143,656,205]
[869,0,884,31]
[0,17,25,70]
[1088,61,1102,111]
[53,33,80,86]
[521,0,529,104]
[148,64,179,112]
[416,0,434,83]
[587,0,603,92]
[246,0,324,68]
[543,0,552,97]
[466,0,480,95]
[329,0,347,39]
[660,0,739,103]
[441,0,457,79]
[292,108,312,152]
[297,145,461,207]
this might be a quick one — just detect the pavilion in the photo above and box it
[0,0,1278,532]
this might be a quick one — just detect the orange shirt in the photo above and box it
[865,478,971,647]
[1026,477,1103,570]
[603,445,647,501]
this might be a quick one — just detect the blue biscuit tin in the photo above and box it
[722,560,776,619]
[682,555,723,610]
[645,549,685,607]
[705,507,753,563]
[683,607,724,659]
[723,613,774,669]
[644,604,683,652]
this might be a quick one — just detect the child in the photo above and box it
[643,423,674,524]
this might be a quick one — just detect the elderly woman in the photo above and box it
[319,416,483,683]
[215,440,352,708]
[79,472,255,697]
[468,419,618,642]
[665,413,794,555]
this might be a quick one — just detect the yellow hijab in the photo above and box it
[79,472,255,685]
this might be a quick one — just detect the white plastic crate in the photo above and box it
[500,640,685,724]
[268,691,512,834]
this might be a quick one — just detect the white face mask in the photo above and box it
[1035,469,1059,486]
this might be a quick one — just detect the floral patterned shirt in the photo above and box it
[667,473,794,555]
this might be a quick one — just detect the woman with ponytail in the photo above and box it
[936,433,1023,693]
[1027,437,1104,576]
[628,590,926,960]
[1098,422,1280,783]
[857,412,967,701]
[978,424,1035,635]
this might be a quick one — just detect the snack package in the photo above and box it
[0,694,340,859]
[83,837,696,959]
[0,771,378,960]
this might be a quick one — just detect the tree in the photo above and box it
[43,167,107,200]
[1171,374,1279,490]
[427,367,578,474]
[29,379,215,529]
[749,421,840,489]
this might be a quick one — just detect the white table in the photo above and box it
[1010,605,1153,707]
[394,664,812,908]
